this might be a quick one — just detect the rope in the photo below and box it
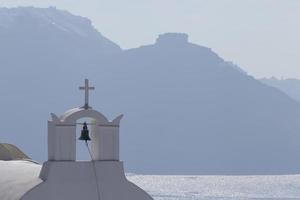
[85,141,101,200]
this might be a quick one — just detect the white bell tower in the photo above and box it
[47,79,123,161]
[47,108,123,161]
[22,79,153,200]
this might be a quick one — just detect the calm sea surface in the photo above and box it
[127,174,300,200]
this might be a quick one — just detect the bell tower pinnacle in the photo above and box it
[79,78,95,109]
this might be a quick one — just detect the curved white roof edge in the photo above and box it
[0,160,42,200]
[50,107,123,126]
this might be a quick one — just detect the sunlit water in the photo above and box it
[127,174,300,200]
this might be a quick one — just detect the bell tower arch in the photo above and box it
[48,108,123,161]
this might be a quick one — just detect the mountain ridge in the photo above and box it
[1,7,300,175]
[260,77,300,102]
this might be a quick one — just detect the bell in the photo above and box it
[78,122,91,141]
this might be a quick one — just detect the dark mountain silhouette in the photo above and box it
[1,7,300,175]
[261,77,300,102]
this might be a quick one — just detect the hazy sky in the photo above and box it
[1,0,300,79]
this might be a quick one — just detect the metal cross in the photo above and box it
[79,79,95,109]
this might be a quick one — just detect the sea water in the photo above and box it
[127,174,300,200]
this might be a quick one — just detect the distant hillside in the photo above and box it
[260,77,300,102]
[0,7,121,65]
[1,7,300,175]
[106,33,300,175]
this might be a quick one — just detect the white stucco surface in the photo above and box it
[0,160,42,200]
[22,161,153,200]
[0,160,153,200]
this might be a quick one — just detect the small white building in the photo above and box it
[0,79,153,200]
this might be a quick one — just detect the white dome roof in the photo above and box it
[0,160,42,200]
